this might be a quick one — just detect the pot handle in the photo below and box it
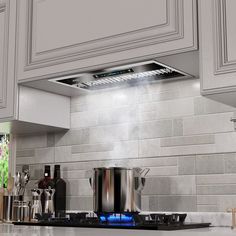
[140,168,150,177]
[86,170,94,191]
[135,168,150,192]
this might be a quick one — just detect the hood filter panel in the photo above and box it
[50,61,191,91]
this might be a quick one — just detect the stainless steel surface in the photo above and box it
[3,195,13,222]
[12,201,30,222]
[31,189,43,221]
[49,60,191,91]
[89,167,149,213]
[14,172,21,196]
[44,188,55,215]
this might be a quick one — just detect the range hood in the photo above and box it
[22,51,198,96]
[49,60,192,91]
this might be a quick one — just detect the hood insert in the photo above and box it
[49,61,192,91]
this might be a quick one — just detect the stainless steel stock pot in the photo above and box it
[88,167,149,213]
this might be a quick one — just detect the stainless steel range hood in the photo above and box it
[49,60,192,91]
[22,51,199,96]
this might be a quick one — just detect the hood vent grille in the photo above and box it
[49,61,192,91]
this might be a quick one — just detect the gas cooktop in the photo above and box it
[13,212,211,231]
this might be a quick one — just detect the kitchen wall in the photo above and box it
[15,78,236,212]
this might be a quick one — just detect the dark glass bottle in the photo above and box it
[53,165,66,217]
[38,165,54,212]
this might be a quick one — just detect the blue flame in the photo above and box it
[99,213,134,223]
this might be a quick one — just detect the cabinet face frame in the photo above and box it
[200,0,236,95]
[0,0,17,122]
[0,2,9,110]
[16,0,198,82]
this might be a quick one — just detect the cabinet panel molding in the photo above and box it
[24,0,184,70]
[213,0,236,75]
[17,0,197,82]
[0,2,9,109]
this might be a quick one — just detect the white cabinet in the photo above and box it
[0,86,70,134]
[0,0,70,133]
[0,0,16,120]
[200,0,236,106]
[16,0,198,82]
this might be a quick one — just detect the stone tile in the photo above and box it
[139,139,160,158]
[66,141,138,162]
[217,196,236,211]
[139,120,172,139]
[197,195,236,212]
[214,133,236,153]
[197,196,218,205]
[71,111,98,128]
[148,166,178,176]
[16,157,33,165]
[61,170,86,179]
[55,129,89,146]
[97,106,138,125]
[149,196,197,212]
[139,90,181,104]
[143,176,196,195]
[55,146,72,163]
[16,149,35,158]
[197,205,218,212]
[85,88,138,112]
[196,154,225,174]
[178,156,196,175]
[134,157,178,167]
[112,141,139,158]
[197,185,236,195]
[141,196,149,211]
[70,152,113,162]
[160,135,215,147]
[35,147,55,164]
[28,164,44,180]
[17,164,46,181]
[173,118,183,136]
[16,147,54,164]
[67,196,93,211]
[183,112,234,135]
[139,98,194,119]
[129,124,139,140]
[71,143,114,153]
[159,143,216,157]
[70,96,87,113]
[16,134,47,150]
[225,153,236,173]
[89,124,129,143]
[194,97,235,115]
[149,197,158,211]
[47,133,55,147]
[197,174,236,185]
[67,179,93,196]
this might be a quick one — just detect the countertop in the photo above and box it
[0,224,236,236]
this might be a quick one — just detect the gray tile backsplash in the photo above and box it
[16,78,236,212]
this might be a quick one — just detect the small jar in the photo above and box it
[12,201,30,222]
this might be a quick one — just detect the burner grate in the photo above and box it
[13,212,211,231]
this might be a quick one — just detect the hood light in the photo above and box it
[77,68,173,88]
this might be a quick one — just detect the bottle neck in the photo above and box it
[44,170,51,178]
[54,169,61,179]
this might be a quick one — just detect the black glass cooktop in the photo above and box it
[13,212,211,231]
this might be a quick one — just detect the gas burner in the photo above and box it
[13,212,211,231]
[97,212,137,224]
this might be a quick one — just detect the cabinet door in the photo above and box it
[200,0,236,95]
[16,0,197,82]
[0,0,17,122]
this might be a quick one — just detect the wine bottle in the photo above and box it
[38,165,54,212]
[53,165,66,217]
